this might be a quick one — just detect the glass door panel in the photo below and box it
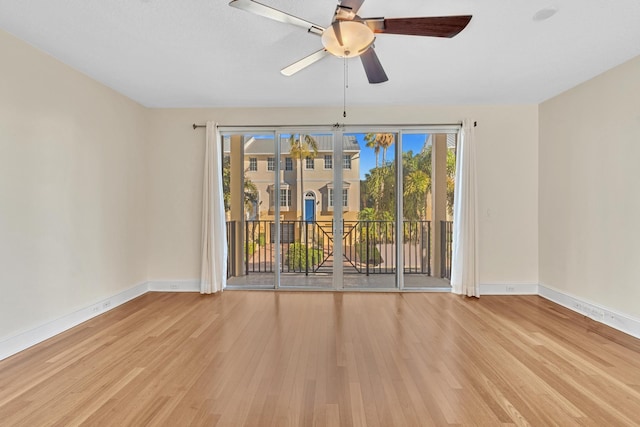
[402,132,455,289]
[342,132,398,289]
[224,133,276,288]
[278,133,334,289]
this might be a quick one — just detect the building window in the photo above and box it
[249,157,257,171]
[343,154,351,169]
[280,189,291,207]
[324,155,333,169]
[305,157,314,170]
[285,157,293,170]
[328,188,348,208]
[267,157,275,171]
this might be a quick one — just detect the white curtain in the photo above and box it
[451,119,479,297]
[200,122,227,294]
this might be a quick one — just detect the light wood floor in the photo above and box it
[1,292,640,426]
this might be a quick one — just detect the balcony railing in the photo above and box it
[342,220,431,275]
[440,221,453,280]
[226,221,236,279]
[243,220,334,275]
[234,219,445,276]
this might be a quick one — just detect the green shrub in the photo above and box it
[258,233,266,247]
[355,242,383,266]
[246,241,257,257]
[286,243,323,270]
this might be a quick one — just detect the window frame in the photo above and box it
[279,188,291,207]
[329,188,348,208]
[343,154,351,170]
[305,156,315,170]
[324,154,333,170]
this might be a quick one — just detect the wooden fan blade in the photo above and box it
[365,15,472,38]
[281,49,330,76]
[339,0,365,15]
[332,21,344,46]
[360,47,388,84]
[229,0,324,35]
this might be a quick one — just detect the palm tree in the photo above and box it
[446,148,456,216]
[364,133,380,169]
[371,133,394,213]
[244,180,259,219]
[403,170,430,220]
[363,168,385,213]
[288,134,318,221]
[377,133,394,166]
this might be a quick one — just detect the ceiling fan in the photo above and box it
[228,0,472,84]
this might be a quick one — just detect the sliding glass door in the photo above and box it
[223,132,276,288]
[278,132,335,289]
[222,126,457,291]
[342,132,398,289]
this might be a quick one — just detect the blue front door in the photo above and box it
[304,199,315,222]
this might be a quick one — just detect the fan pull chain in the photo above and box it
[343,56,348,118]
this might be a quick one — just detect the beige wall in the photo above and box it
[0,30,149,340]
[147,105,539,285]
[539,55,640,318]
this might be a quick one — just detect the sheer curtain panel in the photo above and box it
[451,119,479,297]
[200,122,227,294]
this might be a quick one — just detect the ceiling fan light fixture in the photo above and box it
[321,21,374,58]
[229,0,472,83]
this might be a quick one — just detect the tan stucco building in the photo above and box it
[225,135,361,223]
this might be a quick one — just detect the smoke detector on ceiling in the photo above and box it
[533,7,558,22]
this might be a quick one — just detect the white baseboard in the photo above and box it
[480,283,539,295]
[148,280,200,292]
[539,284,640,340]
[0,281,149,361]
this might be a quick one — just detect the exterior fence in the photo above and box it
[342,221,431,276]
[440,221,453,280]
[235,219,445,277]
[403,220,431,275]
[226,221,236,279]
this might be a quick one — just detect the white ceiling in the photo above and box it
[1,0,639,108]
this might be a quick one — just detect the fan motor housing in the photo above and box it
[321,21,375,58]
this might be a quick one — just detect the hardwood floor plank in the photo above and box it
[1,292,640,426]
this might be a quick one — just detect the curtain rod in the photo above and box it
[193,122,475,130]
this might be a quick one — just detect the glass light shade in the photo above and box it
[321,21,375,58]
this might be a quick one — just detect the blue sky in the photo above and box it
[349,133,430,180]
